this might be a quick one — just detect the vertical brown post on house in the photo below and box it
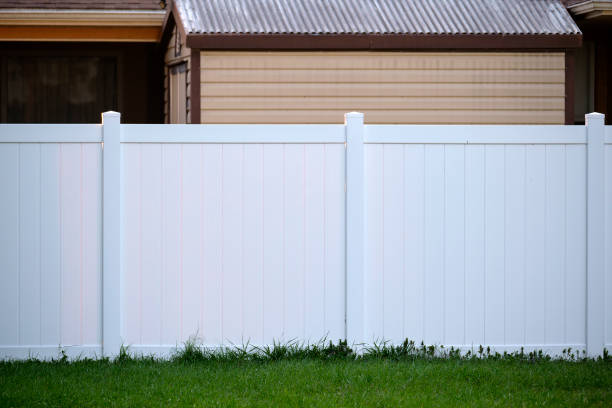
[594,42,609,125]
[565,50,575,125]
[190,48,201,124]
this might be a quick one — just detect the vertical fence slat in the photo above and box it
[161,145,182,345]
[304,145,326,341]
[465,145,486,346]
[545,146,567,345]
[444,145,465,345]
[262,144,284,344]
[364,143,383,343]
[324,144,346,342]
[565,145,587,346]
[220,145,243,343]
[525,146,547,345]
[182,145,204,341]
[382,145,404,343]
[19,144,41,345]
[0,144,20,346]
[484,146,505,345]
[284,145,306,340]
[243,144,264,344]
[40,144,61,346]
[403,145,425,343]
[504,146,526,346]
[424,145,444,344]
[140,144,163,345]
[82,144,102,345]
[60,144,82,346]
[605,142,612,350]
[123,144,141,345]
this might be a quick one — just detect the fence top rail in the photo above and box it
[0,124,102,143]
[121,124,346,144]
[365,125,587,145]
[2,123,607,144]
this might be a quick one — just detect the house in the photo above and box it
[0,0,167,123]
[163,0,582,124]
[0,0,592,125]
[563,0,612,124]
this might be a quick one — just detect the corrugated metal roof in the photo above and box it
[175,0,580,35]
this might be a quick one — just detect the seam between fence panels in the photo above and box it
[18,145,21,346]
[59,145,63,347]
[39,146,42,345]
[180,145,184,342]
[241,144,245,343]
[380,145,387,340]
[422,145,426,344]
[220,145,224,344]
[523,146,527,346]
[402,145,406,341]
[138,147,143,345]
[323,144,327,335]
[563,146,567,345]
[200,145,205,344]
[160,145,164,346]
[443,145,446,345]
[80,144,84,346]
[302,144,306,341]
[544,146,548,345]
[260,144,266,343]
[503,145,506,346]
[483,146,487,346]
[282,145,286,341]
[463,145,466,346]
[261,145,265,344]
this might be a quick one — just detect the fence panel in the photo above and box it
[1,118,609,360]
[0,130,102,359]
[121,129,346,349]
[364,125,587,353]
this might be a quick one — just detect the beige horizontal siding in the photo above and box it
[202,83,565,98]
[202,110,565,124]
[200,51,566,124]
[202,96,564,110]
[203,69,564,84]
[202,52,566,70]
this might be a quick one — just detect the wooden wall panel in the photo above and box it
[164,26,190,124]
[200,51,566,124]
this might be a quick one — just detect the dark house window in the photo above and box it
[1,56,117,123]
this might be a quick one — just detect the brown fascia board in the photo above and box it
[159,0,187,46]
[185,33,582,50]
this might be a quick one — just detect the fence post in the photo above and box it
[586,112,605,358]
[345,112,365,346]
[102,111,121,357]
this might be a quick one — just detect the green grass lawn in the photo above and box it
[1,344,611,407]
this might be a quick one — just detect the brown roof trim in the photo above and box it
[159,1,186,47]
[186,33,582,50]
[190,47,200,124]
[0,25,161,42]
[565,50,575,125]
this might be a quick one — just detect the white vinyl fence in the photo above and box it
[0,112,610,360]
